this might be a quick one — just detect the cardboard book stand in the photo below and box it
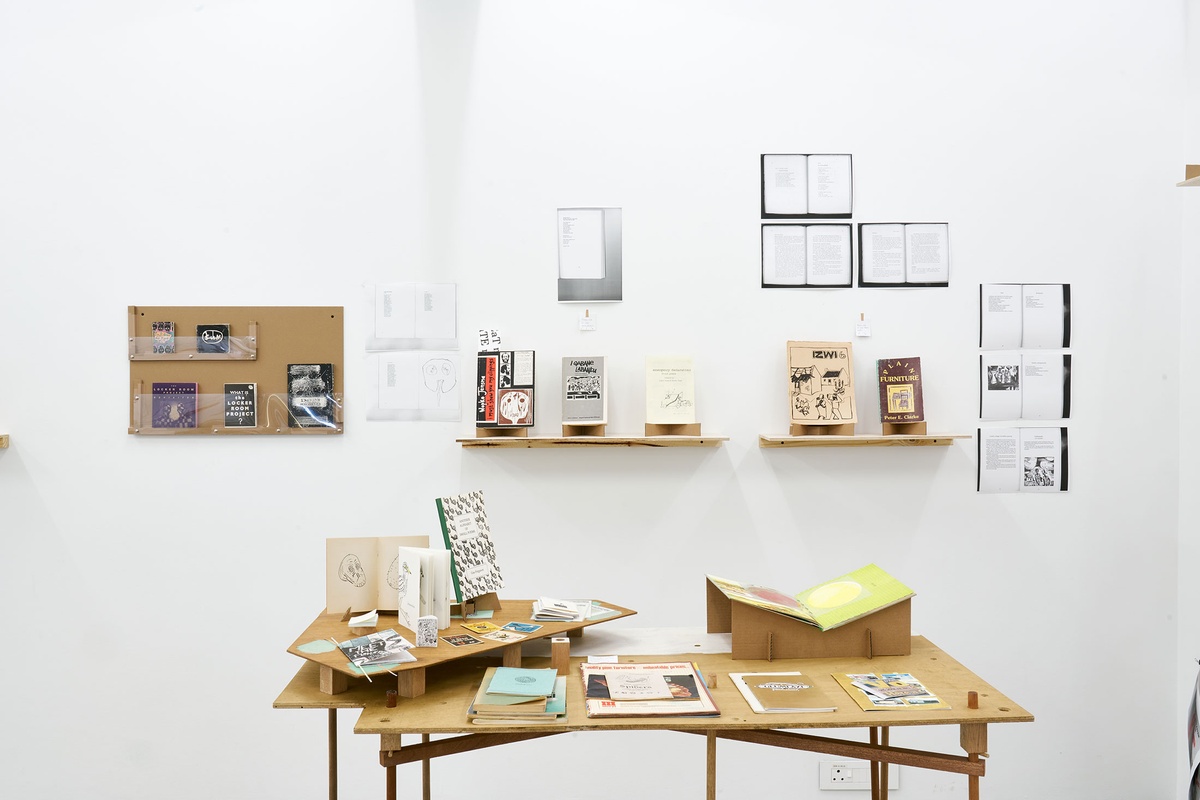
[705,577,911,660]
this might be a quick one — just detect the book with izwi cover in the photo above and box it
[787,341,856,426]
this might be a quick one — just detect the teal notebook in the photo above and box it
[487,666,558,697]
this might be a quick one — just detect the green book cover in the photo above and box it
[793,563,913,631]
[434,496,463,603]
[487,666,558,697]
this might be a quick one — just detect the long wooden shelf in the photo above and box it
[759,433,969,448]
[1179,165,1200,186]
[0,434,8,449]
[458,435,727,448]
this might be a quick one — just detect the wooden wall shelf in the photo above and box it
[1178,165,1200,186]
[0,434,8,449]
[458,435,727,449]
[759,433,969,448]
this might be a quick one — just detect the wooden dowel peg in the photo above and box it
[967,691,979,709]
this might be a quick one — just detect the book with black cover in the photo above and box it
[223,382,257,428]
[196,323,231,354]
[151,382,198,428]
[287,363,336,428]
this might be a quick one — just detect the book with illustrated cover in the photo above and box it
[787,341,856,426]
[152,321,175,354]
[645,355,696,425]
[476,350,535,427]
[396,546,452,631]
[833,672,949,711]
[731,672,838,713]
[325,535,430,614]
[151,382,198,428]
[562,356,607,425]
[336,629,417,670]
[223,382,257,428]
[196,323,230,354]
[707,564,913,632]
[876,358,924,424]
[288,363,336,428]
[580,662,719,718]
[435,491,504,603]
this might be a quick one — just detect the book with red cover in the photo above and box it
[876,357,924,424]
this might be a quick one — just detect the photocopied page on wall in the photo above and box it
[977,427,1068,493]
[1021,284,1071,348]
[903,223,950,284]
[980,283,1023,349]
[806,154,852,216]
[980,354,1071,420]
[761,153,808,216]
[369,283,458,350]
[762,224,851,287]
[860,223,906,285]
[368,351,461,421]
[558,209,606,279]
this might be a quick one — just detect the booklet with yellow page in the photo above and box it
[706,563,913,631]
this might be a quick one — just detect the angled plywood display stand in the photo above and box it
[288,598,636,698]
[705,577,910,660]
[128,305,344,435]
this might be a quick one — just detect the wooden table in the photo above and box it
[275,635,1032,800]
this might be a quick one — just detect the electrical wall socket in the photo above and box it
[818,760,900,791]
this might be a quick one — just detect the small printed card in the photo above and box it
[481,630,527,643]
[442,634,483,648]
[461,621,501,634]
[502,622,542,633]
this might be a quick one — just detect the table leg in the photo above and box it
[706,730,716,800]
[879,727,890,799]
[960,723,988,800]
[386,764,396,800]
[869,728,879,800]
[327,709,337,800]
[422,734,430,800]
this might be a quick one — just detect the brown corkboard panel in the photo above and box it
[128,305,343,435]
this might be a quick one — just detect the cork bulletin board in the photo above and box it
[127,305,344,435]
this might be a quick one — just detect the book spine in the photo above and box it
[434,498,464,603]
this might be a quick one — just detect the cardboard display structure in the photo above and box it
[705,577,911,660]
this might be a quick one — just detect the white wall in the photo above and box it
[0,2,1187,798]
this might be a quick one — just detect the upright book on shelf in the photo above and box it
[287,363,337,428]
[761,154,853,218]
[435,490,504,603]
[561,356,607,425]
[645,355,696,425]
[876,358,924,425]
[476,350,535,428]
[787,341,857,428]
[223,382,257,428]
[151,382,198,429]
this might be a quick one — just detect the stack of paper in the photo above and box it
[467,666,567,724]
[580,662,719,718]
[532,597,589,621]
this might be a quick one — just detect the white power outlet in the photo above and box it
[818,760,900,791]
